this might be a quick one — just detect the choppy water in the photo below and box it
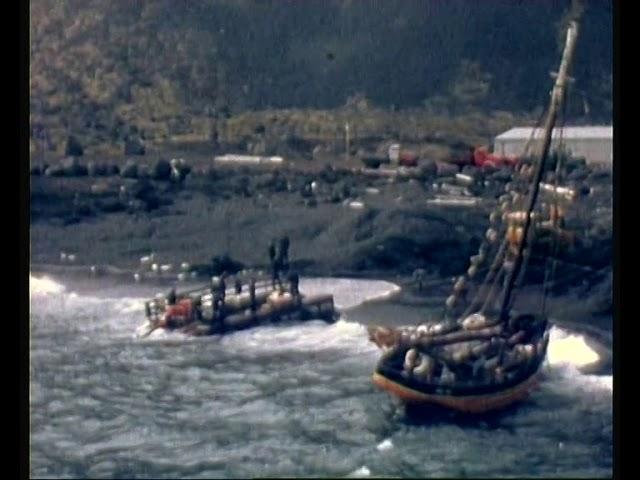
[30,274,612,478]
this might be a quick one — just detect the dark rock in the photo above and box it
[143,196,160,211]
[44,165,66,177]
[152,159,172,181]
[304,197,318,208]
[138,165,152,179]
[489,168,513,182]
[124,137,145,156]
[121,160,139,179]
[312,145,325,161]
[566,157,587,171]
[60,156,79,170]
[130,178,156,201]
[95,163,109,176]
[567,167,590,181]
[170,159,192,183]
[417,160,438,179]
[76,203,94,216]
[589,169,612,181]
[210,254,244,276]
[96,199,126,213]
[319,165,339,184]
[126,199,146,213]
[65,135,84,157]
[300,183,313,198]
[435,161,459,177]
[544,171,557,183]
[107,164,120,176]
[249,139,267,155]
[361,157,382,169]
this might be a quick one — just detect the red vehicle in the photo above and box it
[398,151,419,167]
[473,146,519,169]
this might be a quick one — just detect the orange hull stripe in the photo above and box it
[372,371,540,413]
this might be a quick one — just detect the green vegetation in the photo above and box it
[30,0,612,157]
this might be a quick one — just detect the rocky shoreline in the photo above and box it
[30,152,612,331]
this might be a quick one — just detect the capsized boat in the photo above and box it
[368,3,584,413]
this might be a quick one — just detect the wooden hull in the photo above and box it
[372,370,541,414]
[369,314,549,414]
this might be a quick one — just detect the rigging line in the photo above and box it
[498,18,581,322]
[522,107,549,158]
[526,254,610,273]
[480,264,507,315]
[542,88,569,314]
[506,229,536,313]
[462,239,508,318]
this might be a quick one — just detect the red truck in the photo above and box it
[473,146,519,169]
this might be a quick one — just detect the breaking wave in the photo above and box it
[29,273,611,478]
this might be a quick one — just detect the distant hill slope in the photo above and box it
[29,0,612,156]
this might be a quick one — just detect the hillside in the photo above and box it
[29,0,612,158]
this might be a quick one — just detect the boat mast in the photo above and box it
[498,0,584,322]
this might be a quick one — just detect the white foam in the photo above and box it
[30,275,66,295]
[542,326,612,393]
[218,319,376,356]
[347,466,371,478]
[299,278,400,310]
[115,298,146,314]
[547,326,600,368]
[376,438,393,452]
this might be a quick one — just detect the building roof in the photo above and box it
[496,126,612,141]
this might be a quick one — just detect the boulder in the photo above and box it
[130,178,156,201]
[489,168,513,182]
[120,160,138,179]
[417,160,437,179]
[96,199,126,213]
[44,165,65,177]
[138,165,152,179]
[567,166,590,181]
[152,159,172,181]
[90,182,111,195]
[124,136,145,156]
[435,161,459,177]
[65,135,84,157]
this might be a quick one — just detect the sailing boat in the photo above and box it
[368,2,584,413]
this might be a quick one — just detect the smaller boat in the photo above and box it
[139,275,336,338]
[138,239,338,337]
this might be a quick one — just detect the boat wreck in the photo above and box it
[138,240,337,337]
[368,2,585,414]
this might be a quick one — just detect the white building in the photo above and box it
[494,126,612,167]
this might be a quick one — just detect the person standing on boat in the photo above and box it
[249,277,257,312]
[166,288,177,306]
[279,236,290,277]
[210,276,219,303]
[210,276,221,323]
[268,241,281,290]
[192,296,203,322]
[218,273,227,310]
[234,278,243,294]
[288,272,300,297]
